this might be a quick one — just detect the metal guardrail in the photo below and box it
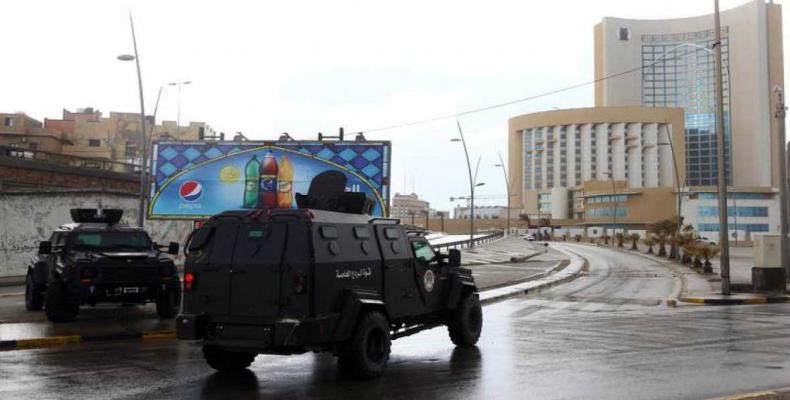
[431,230,505,252]
[0,145,140,174]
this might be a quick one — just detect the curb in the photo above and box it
[0,329,175,352]
[479,244,587,305]
[461,251,541,267]
[679,296,790,305]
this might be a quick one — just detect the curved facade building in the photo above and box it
[508,106,685,228]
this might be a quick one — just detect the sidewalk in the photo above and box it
[601,240,790,305]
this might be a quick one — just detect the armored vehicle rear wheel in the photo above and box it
[339,311,391,379]
[25,274,44,311]
[448,292,482,347]
[203,345,256,372]
[45,279,78,323]
[156,286,181,319]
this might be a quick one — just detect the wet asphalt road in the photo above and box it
[2,244,790,400]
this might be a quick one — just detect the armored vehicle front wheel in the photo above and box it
[45,279,79,323]
[156,286,181,319]
[203,345,256,372]
[448,292,482,347]
[25,274,44,311]
[339,311,391,379]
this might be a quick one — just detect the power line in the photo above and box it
[361,46,709,134]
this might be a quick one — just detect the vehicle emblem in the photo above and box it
[423,270,435,292]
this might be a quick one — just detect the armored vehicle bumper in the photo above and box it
[177,314,339,353]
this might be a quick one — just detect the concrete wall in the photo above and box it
[0,190,192,277]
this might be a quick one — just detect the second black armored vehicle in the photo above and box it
[177,172,483,378]
[25,208,182,323]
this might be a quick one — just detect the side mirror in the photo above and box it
[448,249,461,268]
[167,242,180,256]
[39,241,52,255]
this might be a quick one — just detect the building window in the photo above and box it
[88,139,101,147]
[618,27,631,41]
[28,142,38,151]
[125,142,137,157]
[4,117,13,127]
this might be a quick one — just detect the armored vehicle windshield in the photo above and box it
[69,231,153,251]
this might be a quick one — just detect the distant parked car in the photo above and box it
[521,233,536,241]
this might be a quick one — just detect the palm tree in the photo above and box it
[648,218,677,259]
[684,242,703,270]
[629,233,640,250]
[615,233,625,248]
[518,213,531,229]
[600,234,611,246]
[656,233,668,257]
[643,236,655,254]
[697,244,721,274]
[574,234,582,242]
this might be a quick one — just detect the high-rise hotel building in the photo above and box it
[509,0,784,238]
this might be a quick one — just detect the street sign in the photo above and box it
[149,140,391,219]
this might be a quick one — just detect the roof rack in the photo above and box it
[369,217,400,224]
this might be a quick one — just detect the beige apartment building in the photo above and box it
[0,112,70,154]
[44,108,216,166]
[391,193,430,222]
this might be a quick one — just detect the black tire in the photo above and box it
[448,292,482,347]
[25,274,44,311]
[156,286,181,319]
[203,345,256,373]
[45,279,78,323]
[338,311,391,379]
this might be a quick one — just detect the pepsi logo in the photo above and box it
[179,180,203,202]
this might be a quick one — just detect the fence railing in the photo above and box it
[0,145,140,174]
[430,230,504,252]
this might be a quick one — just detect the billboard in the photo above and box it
[149,141,391,220]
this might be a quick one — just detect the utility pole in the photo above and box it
[713,0,731,295]
[496,152,511,236]
[775,87,789,278]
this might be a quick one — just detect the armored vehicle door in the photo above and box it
[374,225,422,317]
[409,238,444,310]
[193,222,238,315]
[229,222,287,320]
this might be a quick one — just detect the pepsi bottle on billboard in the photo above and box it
[243,155,259,208]
[258,151,279,208]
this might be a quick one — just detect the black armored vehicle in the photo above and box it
[26,208,182,322]
[177,172,483,378]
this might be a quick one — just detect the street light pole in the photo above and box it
[454,120,475,245]
[168,80,191,130]
[496,152,511,236]
[774,87,789,277]
[118,14,147,228]
[713,0,732,295]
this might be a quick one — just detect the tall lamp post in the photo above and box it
[168,80,192,130]
[117,14,147,228]
[495,152,512,236]
[713,0,732,295]
[452,120,476,245]
[774,87,789,277]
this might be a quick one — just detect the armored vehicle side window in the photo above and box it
[353,227,370,239]
[411,240,436,263]
[50,232,65,248]
[384,227,399,240]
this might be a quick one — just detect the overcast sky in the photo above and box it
[0,0,783,212]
